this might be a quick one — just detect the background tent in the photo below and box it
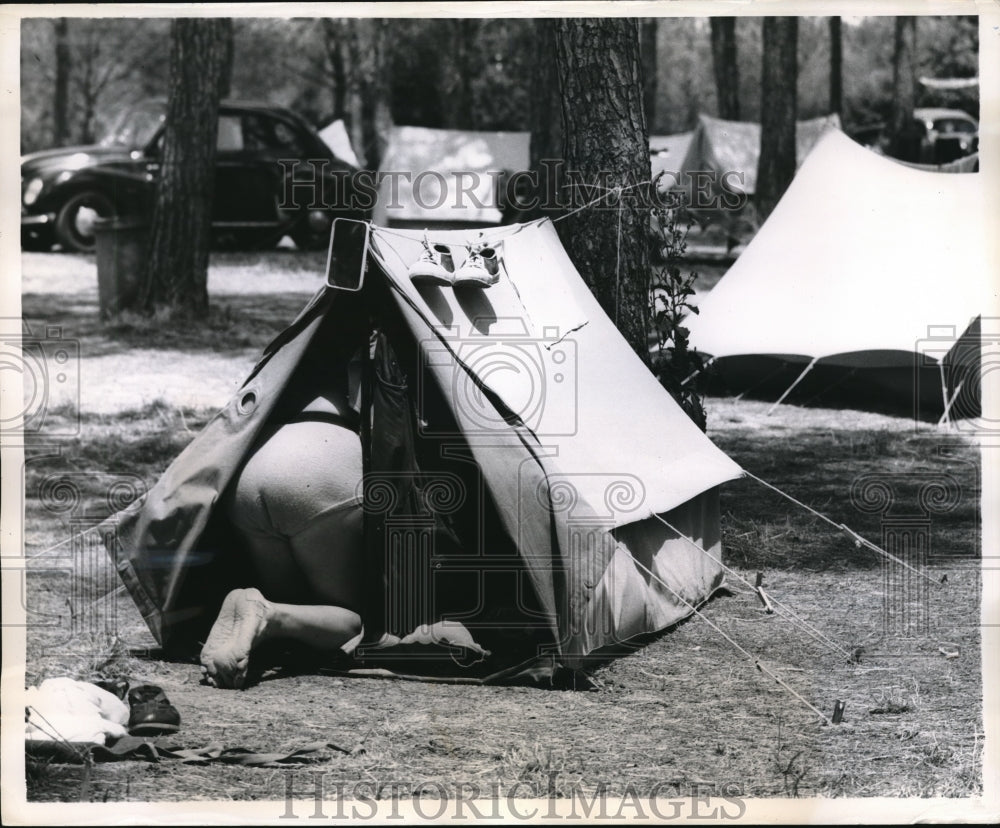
[650,131,695,182]
[685,129,991,419]
[317,118,361,168]
[107,218,742,685]
[373,125,530,229]
[678,112,842,195]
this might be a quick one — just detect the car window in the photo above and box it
[217,115,244,151]
[935,118,976,134]
[241,113,309,155]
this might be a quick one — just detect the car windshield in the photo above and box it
[99,103,166,149]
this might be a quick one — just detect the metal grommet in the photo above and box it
[236,386,260,415]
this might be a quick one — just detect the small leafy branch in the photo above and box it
[648,189,707,431]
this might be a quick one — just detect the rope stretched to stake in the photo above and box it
[743,470,946,588]
[625,552,832,725]
[650,512,855,662]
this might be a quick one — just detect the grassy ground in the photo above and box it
[17,250,983,803]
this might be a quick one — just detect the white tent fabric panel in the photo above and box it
[685,130,992,366]
[369,220,742,525]
[373,125,531,226]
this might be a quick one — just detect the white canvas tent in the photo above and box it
[373,125,531,228]
[677,113,842,195]
[685,129,992,418]
[317,118,361,168]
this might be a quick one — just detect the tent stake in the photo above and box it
[767,357,819,415]
[680,356,715,387]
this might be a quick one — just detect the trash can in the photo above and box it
[94,217,149,318]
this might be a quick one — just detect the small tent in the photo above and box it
[677,113,842,195]
[106,219,743,685]
[685,129,991,418]
[372,126,531,229]
[317,118,361,169]
[650,131,695,182]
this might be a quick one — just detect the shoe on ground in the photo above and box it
[454,245,500,287]
[408,236,455,286]
[127,684,181,736]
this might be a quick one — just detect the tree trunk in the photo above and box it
[889,17,919,161]
[439,20,479,129]
[140,18,231,318]
[756,17,798,221]
[345,19,391,170]
[53,18,71,145]
[640,19,659,130]
[527,19,562,220]
[552,18,651,362]
[218,20,234,99]
[828,17,842,119]
[710,17,740,120]
[323,18,347,119]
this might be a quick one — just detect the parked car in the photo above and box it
[21,100,367,253]
[912,107,978,164]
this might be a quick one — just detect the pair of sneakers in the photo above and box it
[409,235,501,288]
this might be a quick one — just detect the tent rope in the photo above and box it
[614,187,623,327]
[743,470,945,588]
[625,553,832,725]
[650,513,855,662]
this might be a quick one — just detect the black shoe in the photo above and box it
[127,684,181,736]
[92,677,129,701]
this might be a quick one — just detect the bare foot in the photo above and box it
[200,588,272,689]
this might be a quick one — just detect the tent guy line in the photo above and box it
[650,512,856,663]
[743,471,947,588]
[625,551,833,726]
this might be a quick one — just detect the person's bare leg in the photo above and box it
[200,588,362,689]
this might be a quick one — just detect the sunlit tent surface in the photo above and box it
[676,113,841,195]
[650,131,695,182]
[107,219,743,686]
[316,118,361,168]
[373,125,530,229]
[685,129,991,417]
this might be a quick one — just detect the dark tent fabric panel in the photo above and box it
[107,290,342,648]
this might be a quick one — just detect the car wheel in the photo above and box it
[289,212,334,251]
[55,190,116,253]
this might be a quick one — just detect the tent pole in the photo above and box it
[767,358,819,416]
[680,356,715,387]
[937,361,951,428]
[937,378,964,427]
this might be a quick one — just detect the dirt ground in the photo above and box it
[15,250,985,805]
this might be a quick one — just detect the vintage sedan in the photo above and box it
[21,100,367,252]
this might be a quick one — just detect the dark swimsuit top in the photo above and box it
[272,346,364,434]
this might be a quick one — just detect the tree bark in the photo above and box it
[828,16,842,119]
[526,19,562,221]
[345,19,391,169]
[889,17,919,161]
[439,19,480,129]
[639,19,659,130]
[218,20,234,99]
[552,18,651,362]
[757,17,798,221]
[140,18,231,317]
[710,17,741,120]
[53,18,71,145]
[322,18,347,119]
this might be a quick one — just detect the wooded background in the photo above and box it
[21,15,979,157]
